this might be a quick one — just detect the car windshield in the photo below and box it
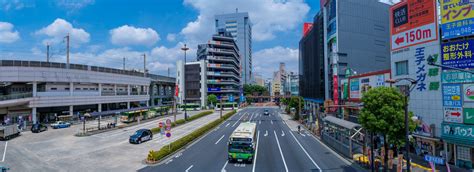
[228,142,253,153]
[133,131,143,136]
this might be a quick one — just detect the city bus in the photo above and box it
[227,122,257,163]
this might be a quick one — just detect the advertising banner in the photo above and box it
[444,107,463,123]
[303,23,313,37]
[441,39,474,69]
[440,0,474,39]
[463,108,474,124]
[463,84,474,102]
[442,84,463,107]
[441,123,474,143]
[390,0,438,50]
[442,70,474,83]
[349,78,360,99]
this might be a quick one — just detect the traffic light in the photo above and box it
[427,55,435,65]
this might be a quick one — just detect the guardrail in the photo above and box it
[0,92,33,101]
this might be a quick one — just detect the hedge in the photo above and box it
[150,111,214,134]
[147,110,237,162]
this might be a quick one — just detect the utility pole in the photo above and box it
[46,44,50,62]
[123,57,125,70]
[181,44,189,121]
[220,98,223,119]
[143,54,147,77]
[66,33,70,68]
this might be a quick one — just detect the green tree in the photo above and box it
[287,96,303,120]
[243,84,268,96]
[358,87,415,171]
[207,94,217,107]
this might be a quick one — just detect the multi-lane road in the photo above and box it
[140,107,361,172]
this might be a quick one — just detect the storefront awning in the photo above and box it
[412,134,440,142]
[323,116,361,130]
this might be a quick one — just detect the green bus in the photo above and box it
[120,106,170,123]
[227,122,257,163]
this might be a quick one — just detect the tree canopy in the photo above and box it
[243,84,268,96]
[207,94,217,106]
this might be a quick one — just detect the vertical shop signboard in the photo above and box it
[440,0,474,39]
[441,39,474,69]
[443,84,463,107]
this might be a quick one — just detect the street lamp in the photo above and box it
[385,78,417,172]
[181,44,189,121]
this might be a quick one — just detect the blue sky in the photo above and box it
[0,0,319,78]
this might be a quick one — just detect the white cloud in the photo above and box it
[166,33,177,42]
[253,46,298,78]
[110,25,160,46]
[181,0,309,43]
[35,18,90,46]
[0,22,20,43]
[1,0,28,11]
[55,0,94,11]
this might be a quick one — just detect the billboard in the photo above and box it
[348,70,391,100]
[390,0,438,50]
[463,84,474,102]
[441,39,474,69]
[440,0,474,39]
[303,23,313,37]
[442,84,463,107]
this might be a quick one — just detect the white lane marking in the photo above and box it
[274,131,288,172]
[289,130,321,171]
[264,130,268,137]
[225,123,230,127]
[300,133,306,137]
[215,135,226,144]
[1,142,7,162]
[232,114,245,127]
[165,159,173,164]
[271,120,273,125]
[281,130,285,137]
[259,120,261,124]
[185,165,194,172]
[252,130,260,172]
[249,113,255,122]
[221,160,228,172]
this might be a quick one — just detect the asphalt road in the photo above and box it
[140,107,360,172]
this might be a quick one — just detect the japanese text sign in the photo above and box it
[390,0,438,50]
[442,70,474,83]
[440,0,474,39]
[442,84,462,107]
[442,123,474,143]
[444,107,463,123]
[441,39,474,69]
[463,108,474,124]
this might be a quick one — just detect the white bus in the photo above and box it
[227,122,257,163]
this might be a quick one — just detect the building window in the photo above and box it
[395,61,408,76]
[51,88,57,90]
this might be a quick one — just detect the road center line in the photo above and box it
[232,114,245,127]
[215,135,226,144]
[252,130,260,172]
[225,123,230,127]
[221,160,228,172]
[185,165,193,172]
[1,141,7,162]
[289,130,321,171]
[273,131,288,172]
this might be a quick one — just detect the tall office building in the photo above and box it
[215,12,252,85]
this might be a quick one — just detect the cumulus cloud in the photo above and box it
[253,46,298,78]
[0,22,20,43]
[55,0,94,11]
[110,25,160,46]
[35,18,90,46]
[166,33,177,42]
[181,0,309,43]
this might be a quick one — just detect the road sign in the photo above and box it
[424,155,445,165]
[443,84,462,107]
[464,108,474,124]
[160,127,165,135]
[229,95,234,102]
[166,131,171,138]
[390,0,438,50]
[444,107,463,123]
[159,121,163,128]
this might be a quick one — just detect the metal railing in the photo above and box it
[0,92,33,101]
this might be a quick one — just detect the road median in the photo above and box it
[145,110,237,164]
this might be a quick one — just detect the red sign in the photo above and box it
[159,122,163,128]
[303,23,313,37]
[390,0,438,50]
[174,84,179,97]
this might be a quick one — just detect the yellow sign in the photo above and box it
[452,95,461,100]
[441,0,474,24]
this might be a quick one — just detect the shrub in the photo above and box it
[147,110,237,162]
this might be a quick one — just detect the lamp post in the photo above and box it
[181,44,189,121]
[385,78,417,172]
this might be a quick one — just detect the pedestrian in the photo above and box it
[297,125,301,134]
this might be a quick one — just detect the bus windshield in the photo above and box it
[228,142,253,153]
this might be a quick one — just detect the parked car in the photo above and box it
[51,121,71,129]
[263,109,270,115]
[31,123,48,133]
[129,129,153,144]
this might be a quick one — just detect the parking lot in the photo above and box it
[1,110,225,172]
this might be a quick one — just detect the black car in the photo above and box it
[129,129,153,144]
[31,123,48,133]
[263,109,270,115]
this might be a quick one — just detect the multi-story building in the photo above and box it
[287,72,299,96]
[215,12,252,85]
[176,29,241,108]
[0,60,174,125]
[299,0,391,114]
[253,73,265,87]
